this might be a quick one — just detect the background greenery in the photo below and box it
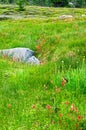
[0,0,86,7]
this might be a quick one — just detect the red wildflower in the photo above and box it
[36,42,43,52]
[62,81,65,86]
[36,45,41,50]
[59,113,63,118]
[71,103,75,107]
[32,105,36,109]
[78,115,81,121]
[66,101,69,105]
[46,105,52,109]
[61,77,68,86]
[75,107,78,113]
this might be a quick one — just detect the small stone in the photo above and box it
[59,15,73,20]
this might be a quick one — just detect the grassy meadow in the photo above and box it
[0,5,86,130]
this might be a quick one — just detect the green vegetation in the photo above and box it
[0,5,86,130]
[0,0,86,7]
[16,0,26,11]
[0,5,86,18]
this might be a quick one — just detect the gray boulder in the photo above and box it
[27,56,40,64]
[0,47,40,64]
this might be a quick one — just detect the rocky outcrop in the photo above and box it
[0,47,40,64]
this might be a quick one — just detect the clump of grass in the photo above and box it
[0,58,85,130]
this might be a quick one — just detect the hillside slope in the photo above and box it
[0,6,86,130]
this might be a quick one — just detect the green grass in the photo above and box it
[0,4,86,18]
[0,5,86,130]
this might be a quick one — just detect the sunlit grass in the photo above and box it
[0,5,86,130]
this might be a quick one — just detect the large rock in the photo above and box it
[0,47,40,64]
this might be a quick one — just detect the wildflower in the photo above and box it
[36,45,41,51]
[55,87,60,93]
[71,103,75,111]
[36,42,43,52]
[75,107,78,113]
[62,80,65,86]
[61,77,68,86]
[78,115,81,121]
[32,105,36,109]
[66,101,69,105]
[46,104,52,109]
[59,113,63,118]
